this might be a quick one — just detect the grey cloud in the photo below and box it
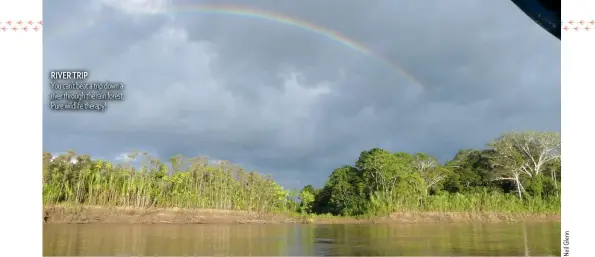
[44,0,560,188]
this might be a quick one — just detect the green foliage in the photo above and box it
[43,131,560,217]
[308,131,560,216]
[443,149,493,193]
[315,166,367,216]
[299,188,315,213]
[43,152,292,212]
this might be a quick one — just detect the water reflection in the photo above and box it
[44,222,560,256]
[523,222,530,257]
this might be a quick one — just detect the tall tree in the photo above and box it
[411,153,450,195]
[444,149,493,192]
[356,148,409,198]
[321,166,366,216]
[488,131,561,199]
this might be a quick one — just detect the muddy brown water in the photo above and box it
[44,222,560,256]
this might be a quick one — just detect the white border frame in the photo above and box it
[0,0,43,256]
[0,0,593,256]
[561,1,595,257]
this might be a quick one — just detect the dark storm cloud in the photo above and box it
[43,0,560,188]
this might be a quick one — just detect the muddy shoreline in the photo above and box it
[43,205,560,224]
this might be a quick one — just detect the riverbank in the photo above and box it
[43,205,560,224]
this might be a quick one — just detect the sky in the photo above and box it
[43,0,561,189]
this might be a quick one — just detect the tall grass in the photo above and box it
[350,191,559,216]
[43,151,297,212]
[421,192,560,213]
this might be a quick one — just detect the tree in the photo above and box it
[545,158,561,197]
[443,149,493,193]
[323,166,367,215]
[488,131,561,199]
[356,148,409,200]
[411,153,450,195]
[489,135,529,199]
[302,185,315,195]
[511,131,561,176]
[299,188,315,213]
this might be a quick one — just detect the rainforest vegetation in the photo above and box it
[43,131,561,216]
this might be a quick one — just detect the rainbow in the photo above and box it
[52,4,424,89]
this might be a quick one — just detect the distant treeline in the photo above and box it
[43,131,560,216]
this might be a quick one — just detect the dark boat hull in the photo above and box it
[510,0,561,39]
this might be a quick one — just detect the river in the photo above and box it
[44,222,560,256]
